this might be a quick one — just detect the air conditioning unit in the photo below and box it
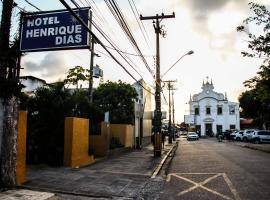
[93,65,103,78]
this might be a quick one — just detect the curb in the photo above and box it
[242,144,270,153]
[151,142,177,178]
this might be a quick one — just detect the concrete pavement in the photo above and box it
[0,140,177,199]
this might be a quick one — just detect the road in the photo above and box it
[159,137,270,200]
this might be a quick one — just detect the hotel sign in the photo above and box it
[20,8,90,52]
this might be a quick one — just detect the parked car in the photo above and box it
[242,129,256,142]
[187,132,199,141]
[251,130,270,144]
[234,130,244,141]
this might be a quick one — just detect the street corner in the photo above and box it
[163,173,241,200]
[0,189,55,200]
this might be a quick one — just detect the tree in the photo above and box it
[64,66,88,89]
[93,81,138,124]
[237,2,270,129]
[0,0,22,186]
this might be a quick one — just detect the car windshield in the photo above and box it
[188,132,197,135]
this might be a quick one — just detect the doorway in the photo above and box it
[205,123,213,136]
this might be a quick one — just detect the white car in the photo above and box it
[242,129,256,142]
[234,131,244,141]
[251,130,270,144]
[187,132,199,141]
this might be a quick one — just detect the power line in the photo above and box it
[130,0,151,43]
[104,0,155,79]
[92,21,144,80]
[24,0,41,11]
[104,45,153,57]
[59,0,154,95]
[128,0,150,48]
[77,0,147,78]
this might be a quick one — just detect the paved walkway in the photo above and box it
[1,141,176,199]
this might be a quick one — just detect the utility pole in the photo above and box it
[88,10,94,103]
[140,12,175,156]
[163,80,176,144]
[0,0,19,186]
[172,88,176,141]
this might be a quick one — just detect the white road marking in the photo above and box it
[167,173,241,200]
[222,173,241,200]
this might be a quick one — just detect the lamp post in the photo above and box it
[161,50,194,143]
[161,50,194,79]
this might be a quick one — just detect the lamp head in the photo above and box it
[187,50,194,55]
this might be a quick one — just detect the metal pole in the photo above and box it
[88,10,94,103]
[172,89,175,141]
[168,82,172,143]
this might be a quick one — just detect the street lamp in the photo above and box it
[161,50,194,144]
[161,50,194,79]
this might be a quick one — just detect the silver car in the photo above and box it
[242,129,256,142]
[187,132,199,141]
[252,130,270,144]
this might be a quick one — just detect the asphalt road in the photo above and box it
[159,137,270,200]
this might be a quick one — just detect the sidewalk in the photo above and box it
[0,141,176,199]
[229,141,270,153]
[209,137,270,153]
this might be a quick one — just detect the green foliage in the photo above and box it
[93,81,138,124]
[0,78,23,98]
[23,82,102,165]
[0,38,24,98]
[238,2,270,129]
[237,2,270,59]
[64,66,88,89]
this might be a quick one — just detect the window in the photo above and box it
[229,105,235,115]
[217,106,222,115]
[195,107,199,115]
[230,125,236,130]
[206,107,211,115]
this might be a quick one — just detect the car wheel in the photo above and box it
[243,137,247,142]
[254,139,260,144]
[236,137,240,141]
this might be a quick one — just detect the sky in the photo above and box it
[1,0,269,123]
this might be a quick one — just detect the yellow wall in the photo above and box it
[89,122,110,157]
[110,124,134,148]
[16,111,27,185]
[64,117,95,168]
[89,123,134,157]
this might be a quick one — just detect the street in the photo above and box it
[159,137,270,200]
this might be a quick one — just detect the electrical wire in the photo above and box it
[130,0,151,43]
[24,0,41,11]
[128,0,150,49]
[59,0,154,95]
[104,0,154,79]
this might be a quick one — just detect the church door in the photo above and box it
[205,123,213,136]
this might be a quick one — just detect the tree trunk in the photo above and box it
[0,97,18,186]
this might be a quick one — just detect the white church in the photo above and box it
[184,78,240,137]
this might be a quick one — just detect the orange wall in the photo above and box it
[89,122,110,157]
[110,124,134,148]
[64,117,95,168]
[16,111,27,185]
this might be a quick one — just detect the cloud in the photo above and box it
[23,52,68,82]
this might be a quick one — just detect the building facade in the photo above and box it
[184,80,240,136]
[20,76,46,96]
[133,79,152,148]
